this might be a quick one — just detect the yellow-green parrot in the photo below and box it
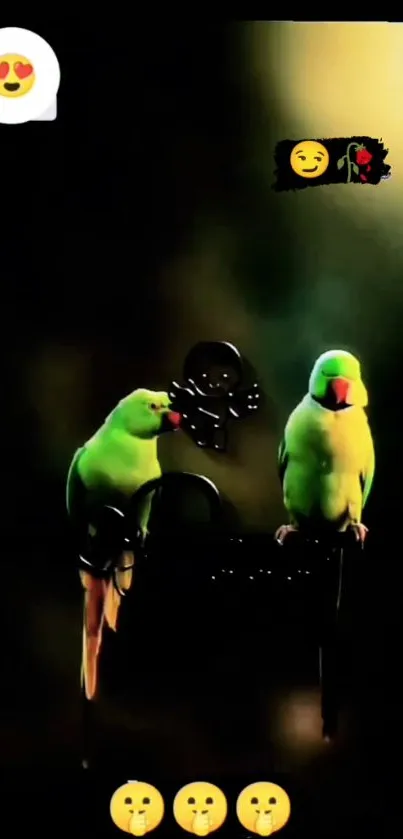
[66,388,181,700]
[275,349,375,544]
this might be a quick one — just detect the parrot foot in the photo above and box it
[349,522,368,543]
[113,551,135,596]
[275,524,298,545]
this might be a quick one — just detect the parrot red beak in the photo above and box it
[167,410,182,428]
[330,377,350,404]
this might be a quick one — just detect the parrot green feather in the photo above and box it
[277,350,375,534]
[67,387,179,701]
[67,388,173,536]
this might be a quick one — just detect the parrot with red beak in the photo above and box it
[66,388,181,701]
[275,350,375,544]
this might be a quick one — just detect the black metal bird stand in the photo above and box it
[77,471,223,769]
[275,526,364,739]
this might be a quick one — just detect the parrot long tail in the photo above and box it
[79,551,135,700]
[80,571,106,701]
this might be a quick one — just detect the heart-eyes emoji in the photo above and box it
[0,53,35,97]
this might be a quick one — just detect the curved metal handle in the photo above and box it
[128,470,223,538]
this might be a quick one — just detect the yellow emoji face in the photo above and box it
[110,780,164,836]
[0,54,35,97]
[173,781,227,836]
[236,781,291,836]
[290,140,329,178]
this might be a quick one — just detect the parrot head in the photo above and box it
[111,389,182,438]
[308,350,368,410]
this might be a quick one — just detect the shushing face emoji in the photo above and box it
[236,782,291,836]
[110,781,164,836]
[173,781,228,836]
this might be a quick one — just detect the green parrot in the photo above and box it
[66,388,181,700]
[275,349,375,544]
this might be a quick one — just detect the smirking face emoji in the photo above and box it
[290,140,329,179]
[110,780,164,836]
[236,782,291,836]
[0,54,35,97]
[173,781,228,836]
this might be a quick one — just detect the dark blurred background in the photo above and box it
[1,19,402,837]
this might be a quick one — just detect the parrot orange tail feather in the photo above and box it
[80,572,106,701]
[80,552,135,699]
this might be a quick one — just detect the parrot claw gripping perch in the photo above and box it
[349,522,368,545]
[275,521,368,548]
[275,524,299,545]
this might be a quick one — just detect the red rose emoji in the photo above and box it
[356,148,372,166]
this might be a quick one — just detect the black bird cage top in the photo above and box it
[168,341,261,451]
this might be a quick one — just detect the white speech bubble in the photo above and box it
[0,27,60,124]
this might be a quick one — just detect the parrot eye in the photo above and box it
[149,403,158,410]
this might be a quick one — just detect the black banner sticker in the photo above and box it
[273,136,391,191]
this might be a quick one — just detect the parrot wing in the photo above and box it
[277,436,289,485]
[66,448,83,517]
[360,432,375,508]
